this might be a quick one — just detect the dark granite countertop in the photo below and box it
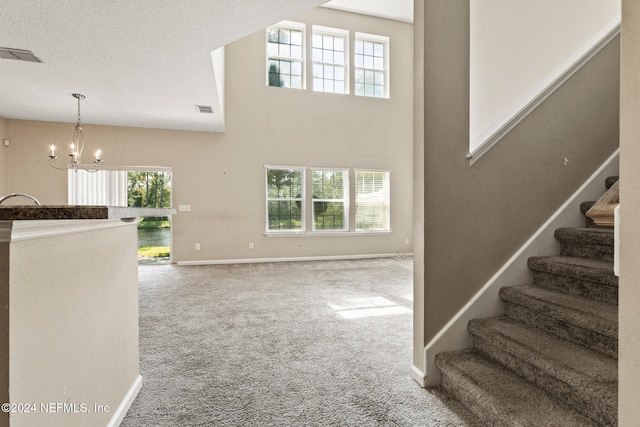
[0,206,176,221]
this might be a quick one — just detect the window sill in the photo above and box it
[264,231,391,237]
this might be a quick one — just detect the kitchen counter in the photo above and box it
[0,205,176,221]
[0,211,160,426]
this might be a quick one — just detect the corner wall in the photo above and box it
[619,0,640,424]
[3,7,413,263]
[415,0,619,381]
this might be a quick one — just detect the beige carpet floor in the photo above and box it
[121,257,478,426]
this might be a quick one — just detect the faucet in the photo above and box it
[0,193,42,206]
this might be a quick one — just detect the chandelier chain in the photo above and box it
[72,93,85,127]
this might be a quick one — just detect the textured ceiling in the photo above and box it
[0,0,411,132]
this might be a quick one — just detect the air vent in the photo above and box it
[195,105,214,114]
[0,47,42,63]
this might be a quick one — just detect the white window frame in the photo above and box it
[265,166,307,233]
[310,167,349,232]
[354,32,390,99]
[311,26,349,94]
[266,21,306,90]
[354,169,391,232]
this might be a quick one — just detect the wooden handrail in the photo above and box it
[586,180,619,226]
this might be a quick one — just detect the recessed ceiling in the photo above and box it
[0,0,412,133]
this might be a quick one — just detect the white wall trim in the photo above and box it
[422,150,619,387]
[107,374,142,427]
[467,20,621,165]
[0,219,134,243]
[177,252,412,266]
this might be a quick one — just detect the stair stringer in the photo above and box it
[415,149,619,387]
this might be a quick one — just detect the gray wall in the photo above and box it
[414,0,619,372]
[3,7,414,263]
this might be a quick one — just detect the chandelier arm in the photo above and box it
[73,126,84,161]
[48,157,70,171]
[78,163,101,173]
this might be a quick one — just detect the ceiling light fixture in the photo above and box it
[49,94,103,173]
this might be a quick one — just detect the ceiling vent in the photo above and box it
[0,47,42,63]
[195,105,214,114]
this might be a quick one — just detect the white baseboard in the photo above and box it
[176,253,413,266]
[422,150,619,387]
[410,364,426,388]
[107,374,142,427]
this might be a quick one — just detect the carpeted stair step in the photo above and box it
[528,256,617,305]
[469,317,617,426]
[435,350,596,426]
[500,286,617,358]
[580,201,595,216]
[605,175,619,189]
[554,228,614,262]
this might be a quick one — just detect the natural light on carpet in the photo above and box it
[328,296,412,319]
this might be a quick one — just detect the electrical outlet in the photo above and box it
[405,238,410,245]
[195,243,200,250]
[249,242,254,249]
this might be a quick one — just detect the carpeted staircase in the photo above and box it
[435,177,618,426]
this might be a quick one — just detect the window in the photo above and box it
[265,167,390,234]
[312,27,348,94]
[355,170,390,231]
[354,33,389,98]
[265,24,391,98]
[267,22,304,89]
[312,169,349,231]
[266,167,305,231]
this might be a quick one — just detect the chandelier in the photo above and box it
[48,93,103,172]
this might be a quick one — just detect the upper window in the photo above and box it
[355,170,390,231]
[267,22,305,89]
[312,169,349,231]
[266,167,305,232]
[354,33,389,98]
[312,26,348,94]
